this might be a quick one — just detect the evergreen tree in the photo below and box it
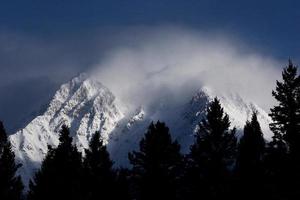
[128,121,183,200]
[27,125,83,200]
[236,112,265,178]
[235,113,266,199]
[0,121,24,200]
[266,60,300,199]
[186,98,237,199]
[269,60,300,156]
[82,131,115,200]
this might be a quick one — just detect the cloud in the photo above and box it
[0,26,284,132]
[91,26,282,112]
[0,30,107,132]
[0,27,130,131]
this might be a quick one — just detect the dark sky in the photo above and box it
[0,0,299,57]
[0,0,299,132]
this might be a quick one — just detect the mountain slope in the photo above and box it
[107,87,272,166]
[9,74,124,186]
[9,74,272,187]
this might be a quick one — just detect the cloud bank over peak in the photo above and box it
[91,27,282,111]
[0,26,284,132]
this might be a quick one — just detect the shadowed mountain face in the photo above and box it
[9,74,272,188]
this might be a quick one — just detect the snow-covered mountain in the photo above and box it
[107,86,272,166]
[9,73,272,187]
[9,74,124,186]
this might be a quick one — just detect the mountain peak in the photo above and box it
[9,74,273,189]
[9,75,124,187]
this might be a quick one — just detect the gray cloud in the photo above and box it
[0,26,284,132]
[0,30,106,132]
[91,26,282,112]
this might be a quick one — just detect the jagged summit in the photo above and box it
[9,74,124,186]
[9,74,272,188]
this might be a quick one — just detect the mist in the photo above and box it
[0,26,284,132]
[91,27,282,112]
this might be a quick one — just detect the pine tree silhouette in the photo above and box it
[266,60,300,199]
[27,125,83,200]
[269,60,300,157]
[235,112,266,199]
[237,112,265,178]
[128,121,183,200]
[0,121,24,200]
[186,98,237,199]
[82,131,116,200]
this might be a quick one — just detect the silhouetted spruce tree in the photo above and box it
[27,125,83,200]
[237,112,265,178]
[0,121,24,200]
[186,98,237,199]
[82,131,116,200]
[235,112,266,199]
[128,121,183,200]
[269,60,300,157]
[266,60,300,199]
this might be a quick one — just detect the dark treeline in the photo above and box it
[0,60,300,200]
